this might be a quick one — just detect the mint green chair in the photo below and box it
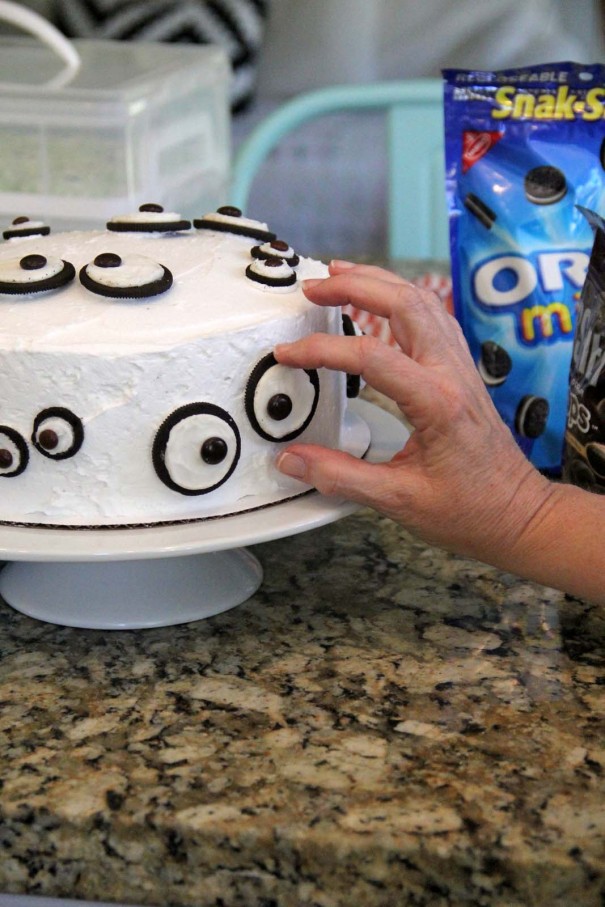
[229,79,448,262]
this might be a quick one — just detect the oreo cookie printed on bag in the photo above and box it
[444,63,605,472]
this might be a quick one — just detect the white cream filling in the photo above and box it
[34,416,75,455]
[84,254,165,288]
[203,212,270,231]
[108,211,184,224]
[0,256,64,284]
[258,241,296,259]
[7,220,47,231]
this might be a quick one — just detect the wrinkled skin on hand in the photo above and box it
[274,261,555,564]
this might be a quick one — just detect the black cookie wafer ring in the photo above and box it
[78,261,173,299]
[3,216,51,240]
[0,425,29,477]
[464,193,496,230]
[524,166,567,206]
[194,206,276,243]
[0,256,75,295]
[245,257,296,288]
[251,240,300,267]
[515,394,549,439]
[106,203,191,233]
[342,312,361,398]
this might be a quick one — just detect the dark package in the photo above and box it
[444,63,605,474]
[563,207,605,492]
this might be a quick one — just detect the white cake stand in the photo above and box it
[0,400,408,629]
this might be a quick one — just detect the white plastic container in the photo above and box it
[0,35,231,231]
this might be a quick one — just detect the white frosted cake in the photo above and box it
[0,206,353,528]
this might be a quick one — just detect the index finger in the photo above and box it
[303,272,453,361]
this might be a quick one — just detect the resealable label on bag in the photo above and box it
[444,63,605,472]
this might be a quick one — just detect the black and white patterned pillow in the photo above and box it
[53,0,269,111]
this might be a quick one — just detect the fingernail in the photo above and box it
[330,259,356,269]
[276,452,306,478]
[274,342,291,357]
[301,278,323,292]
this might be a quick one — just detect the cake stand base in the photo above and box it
[0,548,263,630]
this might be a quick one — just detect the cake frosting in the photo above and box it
[0,206,350,528]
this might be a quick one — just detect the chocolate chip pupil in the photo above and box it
[139,203,164,213]
[265,256,283,268]
[94,252,122,268]
[12,216,29,225]
[39,428,59,450]
[20,254,47,271]
[0,448,13,468]
[267,393,293,421]
[217,205,242,218]
[201,437,228,465]
[271,240,289,252]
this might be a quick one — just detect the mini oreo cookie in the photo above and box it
[245,256,296,288]
[515,394,549,439]
[79,252,173,299]
[477,341,512,387]
[107,203,191,233]
[464,193,496,230]
[251,239,300,267]
[342,312,361,398]
[194,206,275,243]
[3,216,51,240]
[32,406,84,461]
[524,166,567,206]
[0,254,75,294]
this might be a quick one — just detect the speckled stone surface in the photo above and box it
[0,509,604,907]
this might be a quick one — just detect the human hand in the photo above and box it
[274,261,555,564]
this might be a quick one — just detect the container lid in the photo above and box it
[0,36,229,101]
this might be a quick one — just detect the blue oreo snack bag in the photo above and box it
[444,63,605,472]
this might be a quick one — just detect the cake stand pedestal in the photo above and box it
[0,400,408,629]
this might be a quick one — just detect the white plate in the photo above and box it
[0,400,408,629]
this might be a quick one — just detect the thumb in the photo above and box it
[275,443,396,508]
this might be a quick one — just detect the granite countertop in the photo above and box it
[0,508,604,907]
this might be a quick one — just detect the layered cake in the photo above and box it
[0,206,352,528]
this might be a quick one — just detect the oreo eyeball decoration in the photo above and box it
[3,216,51,240]
[246,352,320,442]
[245,256,297,289]
[0,253,75,295]
[153,403,241,495]
[0,426,29,477]
[32,407,84,461]
[251,239,300,267]
[194,206,276,243]
[79,252,173,299]
[106,203,191,233]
